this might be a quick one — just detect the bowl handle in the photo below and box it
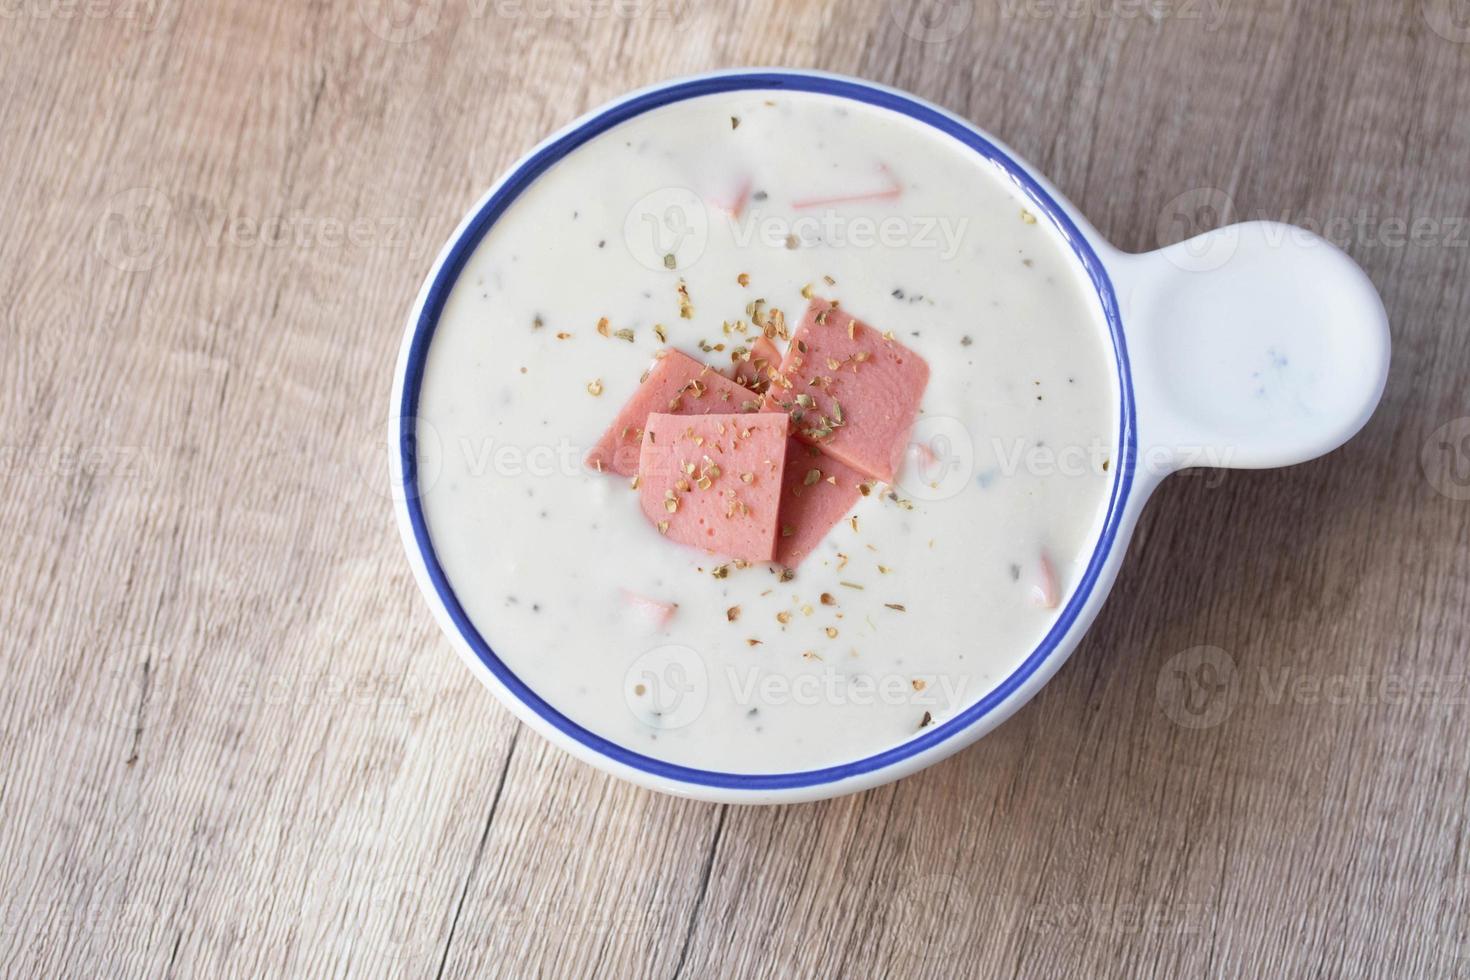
[1102,221,1390,485]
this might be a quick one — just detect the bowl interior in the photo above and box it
[396,70,1139,791]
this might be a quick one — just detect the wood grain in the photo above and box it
[1,0,1466,975]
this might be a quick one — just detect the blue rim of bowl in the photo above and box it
[399,71,1137,791]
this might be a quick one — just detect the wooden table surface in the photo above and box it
[3,0,1467,975]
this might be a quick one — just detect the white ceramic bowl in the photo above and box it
[390,70,1390,804]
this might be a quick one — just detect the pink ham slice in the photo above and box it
[586,349,766,476]
[775,441,867,568]
[730,335,783,394]
[637,412,789,562]
[766,299,929,484]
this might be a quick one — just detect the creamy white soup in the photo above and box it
[414,90,1117,774]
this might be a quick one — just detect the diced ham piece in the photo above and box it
[912,440,940,469]
[637,412,789,562]
[775,441,867,569]
[730,335,783,394]
[586,349,767,477]
[791,165,902,210]
[622,590,678,630]
[1030,551,1060,609]
[765,299,930,484]
[708,175,753,219]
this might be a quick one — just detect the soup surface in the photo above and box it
[414,89,1117,773]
